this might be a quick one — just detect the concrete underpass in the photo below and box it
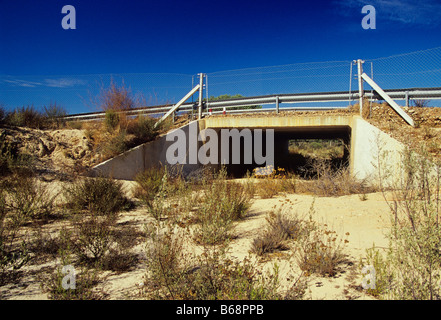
[91,113,405,186]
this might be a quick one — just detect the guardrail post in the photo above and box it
[276,96,279,114]
[405,91,409,107]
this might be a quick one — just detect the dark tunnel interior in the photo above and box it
[220,126,351,178]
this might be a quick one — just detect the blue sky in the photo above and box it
[1,0,441,114]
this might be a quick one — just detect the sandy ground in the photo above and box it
[0,178,393,300]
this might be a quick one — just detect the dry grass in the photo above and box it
[296,160,375,197]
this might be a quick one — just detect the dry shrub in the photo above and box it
[144,223,187,299]
[251,201,309,256]
[0,189,30,281]
[0,104,6,126]
[5,105,46,129]
[297,226,349,277]
[100,130,131,158]
[192,177,252,245]
[253,167,297,198]
[134,166,166,203]
[98,80,134,131]
[143,222,282,300]
[3,175,57,224]
[255,178,282,199]
[63,176,132,216]
[135,166,193,222]
[374,146,441,299]
[40,263,105,300]
[70,215,115,265]
[0,140,35,177]
[43,103,67,129]
[297,160,373,196]
[126,115,158,144]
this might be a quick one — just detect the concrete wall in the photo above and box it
[350,116,405,186]
[91,121,203,180]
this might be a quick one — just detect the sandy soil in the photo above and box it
[0,178,393,300]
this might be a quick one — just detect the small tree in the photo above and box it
[412,99,430,108]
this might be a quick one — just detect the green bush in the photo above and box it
[104,109,120,132]
[127,115,158,143]
[193,178,252,245]
[376,146,441,299]
[63,177,132,216]
[6,105,46,129]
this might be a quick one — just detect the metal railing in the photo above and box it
[63,86,441,121]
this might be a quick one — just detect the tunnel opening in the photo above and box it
[219,126,351,179]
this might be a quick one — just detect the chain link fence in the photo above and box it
[1,47,441,115]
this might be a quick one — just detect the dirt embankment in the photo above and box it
[366,103,441,160]
[1,126,100,178]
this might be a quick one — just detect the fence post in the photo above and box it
[356,59,365,116]
[198,73,204,120]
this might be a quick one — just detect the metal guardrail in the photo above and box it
[63,87,441,121]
